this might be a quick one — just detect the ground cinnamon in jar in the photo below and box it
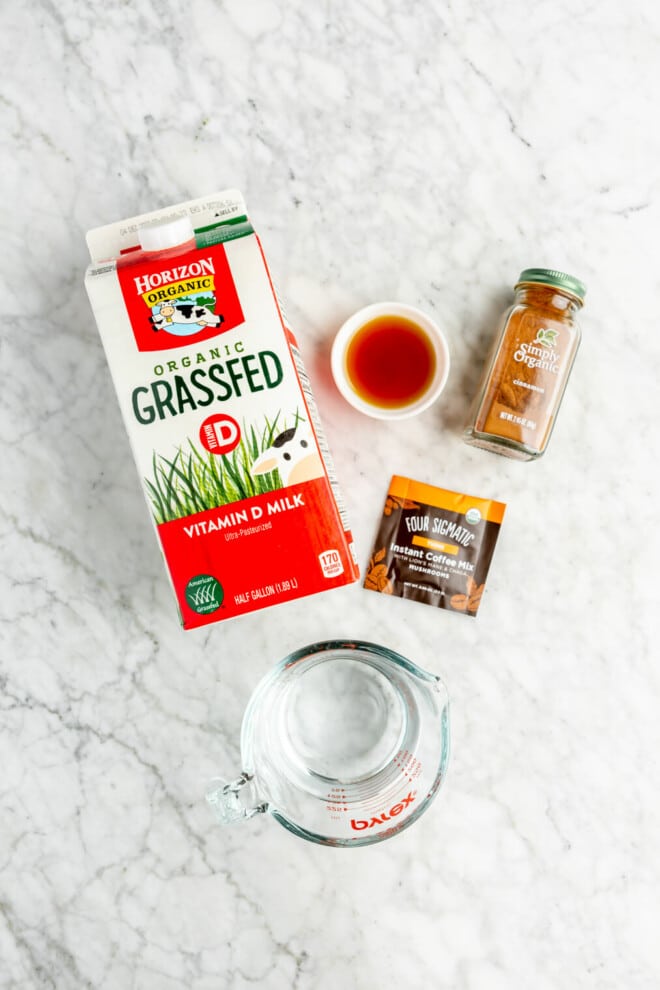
[464,268,586,460]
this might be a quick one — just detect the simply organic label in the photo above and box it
[513,326,562,373]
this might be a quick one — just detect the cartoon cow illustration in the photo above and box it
[250,423,324,487]
[150,303,224,332]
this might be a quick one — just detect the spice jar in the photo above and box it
[464,268,586,460]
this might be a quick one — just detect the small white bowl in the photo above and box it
[330,301,450,420]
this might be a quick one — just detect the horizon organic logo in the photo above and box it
[118,243,245,353]
[350,791,417,831]
[133,258,215,296]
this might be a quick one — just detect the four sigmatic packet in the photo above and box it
[85,190,359,630]
[365,476,506,616]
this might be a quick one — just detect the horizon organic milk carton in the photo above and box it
[85,190,359,629]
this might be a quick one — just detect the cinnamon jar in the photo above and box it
[464,268,586,460]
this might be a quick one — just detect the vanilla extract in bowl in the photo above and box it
[345,314,437,409]
[331,302,450,420]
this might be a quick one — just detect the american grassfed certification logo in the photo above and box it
[185,574,224,614]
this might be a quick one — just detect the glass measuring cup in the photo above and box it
[206,640,450,847]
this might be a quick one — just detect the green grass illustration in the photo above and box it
[188,583,218,608]
[146,413,296,524]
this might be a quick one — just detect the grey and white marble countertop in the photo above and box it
[2,2,660,987]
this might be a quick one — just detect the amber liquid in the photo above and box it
[344,315,437,409]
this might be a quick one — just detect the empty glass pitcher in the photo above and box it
[206,640,450,847]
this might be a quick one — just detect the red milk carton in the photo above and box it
[84,190,359,629]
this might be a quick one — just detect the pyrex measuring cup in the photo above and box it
[206,640,450,846]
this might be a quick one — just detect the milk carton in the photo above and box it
[85,190,359,629]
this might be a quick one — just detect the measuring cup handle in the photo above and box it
[206,772,268,825]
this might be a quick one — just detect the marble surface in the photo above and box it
[2,1,660,987]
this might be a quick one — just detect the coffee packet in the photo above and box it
[365,476,505,616]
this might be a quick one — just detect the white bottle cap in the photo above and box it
[138,213,195,252]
